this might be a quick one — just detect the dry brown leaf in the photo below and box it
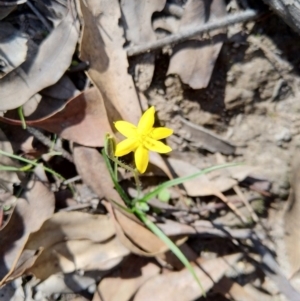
[121,0,165,43]
[27,238,129,280]
[109,204,169,256]
[6,211,116,282]
[11,211,120,281]
[167,0,226,89]
[94,256,160,301]
[73,144,127,208]
[0,179,55,284]
[79,0,141,125]
[0,11,79,111]
[0,23,28,78]
[134,253,242,301]
[0,88,113,147]
[26,211,116,249]
[4,248,43,283]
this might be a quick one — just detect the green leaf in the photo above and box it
[158,188,171,203]
[139,162,241,203]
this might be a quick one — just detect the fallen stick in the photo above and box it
[126,9,258,57]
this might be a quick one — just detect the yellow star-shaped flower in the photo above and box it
[114,106,173,173]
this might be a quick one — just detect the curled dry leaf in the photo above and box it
[26,211,116,249]
[0,11,79,111]
[0,23,28,78]
[94,256,160,301]
[28,238,129,280]
[107,203,169,256]
[15,211,118,281]
[0,179,55,284]
[134,253,242,301]
[79,0,141,125]
[167,0,226,89]
[0,88,113,147]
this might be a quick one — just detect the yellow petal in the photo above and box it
[151,127,173,140]
[144,138,172,153]
[114,121,138,138]
[134,145,149,173]
[137,106,155,135]
[115,138,139,157]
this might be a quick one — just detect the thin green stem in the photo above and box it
[18,106,27,129]
[102,149,132,206]
[0,149,64,180]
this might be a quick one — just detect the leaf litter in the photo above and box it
[1,0,300,300]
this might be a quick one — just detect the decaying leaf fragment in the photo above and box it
[0,23,28,78]
[0,11,79,111]
[95,256,160,301]
[0,88,113,147]
[134,253,242,301]
[5,211,125,282]
[167,0,226,89]
[0,179,55,284]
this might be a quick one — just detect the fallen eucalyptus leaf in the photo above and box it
[0,11,79,110]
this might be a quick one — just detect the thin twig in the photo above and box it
[126,9,258,57]
[27,126,74,163]
[233,185,259,222]
[26,0,52,32]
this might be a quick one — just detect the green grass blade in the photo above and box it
[0,164,34,171]
[135,209,206,296]
[101,149,132,206]
[0,149,65,180]
[139,162,241,203]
